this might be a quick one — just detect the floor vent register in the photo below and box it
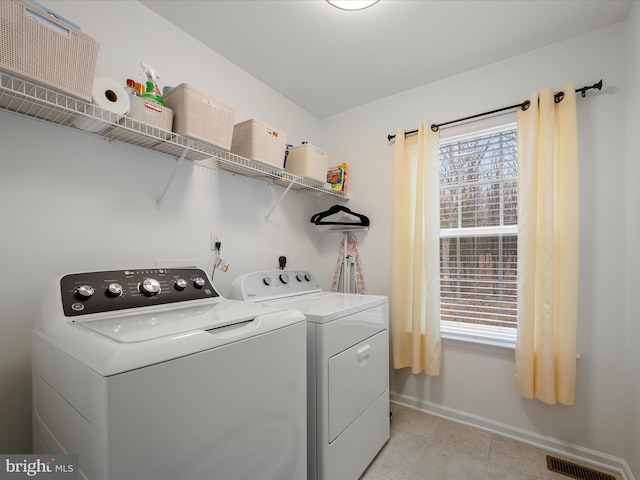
[546,455,616,480]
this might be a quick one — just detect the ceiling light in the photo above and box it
[326,0,380,11]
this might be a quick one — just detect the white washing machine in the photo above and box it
[230,270,389,480]
[32,267,307,480]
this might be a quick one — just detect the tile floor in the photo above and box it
[360,404,622,480]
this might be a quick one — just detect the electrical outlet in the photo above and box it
[211,232,221,251]
[275,251,286,269]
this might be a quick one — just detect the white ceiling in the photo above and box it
[140,0,633,119]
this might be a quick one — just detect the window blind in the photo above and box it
[439,125,518,330]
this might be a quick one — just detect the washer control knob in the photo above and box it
[106,283,123,298]
[139,278,161,296]
[296,273,304,282]
[193,277,206,289]
[304,273,312,282]
[279,273,289,284]
[263,276,272,286]
[175,278,187,291]
[75,285,95,300]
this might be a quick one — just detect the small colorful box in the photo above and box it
[327,163,349,191]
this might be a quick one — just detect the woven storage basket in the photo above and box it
[163,83,235,150]
[231,119,287,168]
[0,0,100,101]
[285,144,329,183]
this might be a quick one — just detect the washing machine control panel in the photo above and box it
[60,268,219,316]
[230,270,322,301]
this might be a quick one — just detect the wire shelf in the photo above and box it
[0,71,349,200]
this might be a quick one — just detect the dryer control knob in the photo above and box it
[175,278,187,291]
[106,283,123,298]
[140,278,161,296]
[279,273,289,284]
[263,277,272,286]
[296,273,304,282]
[304,273,312,282]
[193,277,206,289]
[75,285,95,300]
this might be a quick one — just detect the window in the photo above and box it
[439,120,518,346]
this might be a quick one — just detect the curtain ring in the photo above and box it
[555,91,565,103]
[521,100,531,111]
[431,124,439,132]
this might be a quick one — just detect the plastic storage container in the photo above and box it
[162,83,235,150]
[285,143,329,183]
[231,119,287,168]
[126,95,173,131]
[0,0,100,101]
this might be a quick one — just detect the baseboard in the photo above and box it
[390,391,635,480]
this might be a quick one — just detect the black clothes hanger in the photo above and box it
[310,205,370,226]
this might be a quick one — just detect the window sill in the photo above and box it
[440,320,517,351]
[441,323,582,359]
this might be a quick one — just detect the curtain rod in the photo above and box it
[386,80,603,142]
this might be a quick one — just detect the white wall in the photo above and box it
[624,2,640,479]
[0,0,342,453]
[322,21,633,474]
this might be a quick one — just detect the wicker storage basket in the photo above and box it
[0,0,100,101]
[285,144,329,183]
[163,83,235,150]
[231,119,287,168]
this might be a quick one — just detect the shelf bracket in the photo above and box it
[156,146,190,209]
[265,180,295,221]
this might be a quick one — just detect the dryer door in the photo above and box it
[328,330,387,442]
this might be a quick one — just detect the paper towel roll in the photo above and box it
[73,77,131,133]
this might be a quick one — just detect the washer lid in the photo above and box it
[264,292,387,324]
[75,299,285,343]
[34,299,306,376]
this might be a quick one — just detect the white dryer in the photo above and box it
[230,270,389,480]
[32,267,307,480]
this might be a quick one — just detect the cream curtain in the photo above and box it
[514,83,579,405]
[390,122,442,376]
